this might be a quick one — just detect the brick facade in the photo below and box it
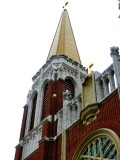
[66,90,120,159]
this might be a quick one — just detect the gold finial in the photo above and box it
[63,2,69,9]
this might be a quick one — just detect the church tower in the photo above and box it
[15,8,120,160]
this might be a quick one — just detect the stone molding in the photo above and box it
[67,95,81,111]
[32,56,87,83]
[80,103,100,125]
[73,128,120,160]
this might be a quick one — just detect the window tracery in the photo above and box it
[81,136,117,160]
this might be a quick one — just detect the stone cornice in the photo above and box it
[32,55,86,82]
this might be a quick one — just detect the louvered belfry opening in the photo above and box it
[64,79,74,100]
[29,93,37,131]
[41,83,48,120]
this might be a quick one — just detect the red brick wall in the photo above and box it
[14,105,28,160]
[56,137,62,160]
[46,79,64,117]
[42,79,64,138]
[15,85,120,160]
[26,137,62,160]
[42,122,52,137]
[14,146,23,160]
[66,91,120,159]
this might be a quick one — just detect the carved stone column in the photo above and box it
[102,77,109,97]
[96,80,101,101]
[62,90,71,130]
[108,71,115,92]
[56,110,63,135]
[34,77,44,127]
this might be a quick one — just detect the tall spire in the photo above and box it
[47,9,81,64]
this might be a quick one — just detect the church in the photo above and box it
[14,8,120,160]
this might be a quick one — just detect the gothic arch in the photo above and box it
[41,79,49,91]
[110,69,116,90]
[41,81,49,120]
[73,128,120,160]
[64,77,76,100]
[99,79,104,99]
[104,76,110,94]
[65,76,77,86]
[29,91,38,131]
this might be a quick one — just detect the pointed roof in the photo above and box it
[47,9,81,64]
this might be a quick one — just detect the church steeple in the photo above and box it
[47,9,81,64]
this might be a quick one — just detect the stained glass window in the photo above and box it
[80,136,118,160]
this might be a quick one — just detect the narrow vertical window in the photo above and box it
[41,83,48,120]
[29,93,37,131]
[105,77,110,94]
[99,79,104,99]
[64,79,74,100]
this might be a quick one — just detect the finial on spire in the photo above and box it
[63,2,69,9]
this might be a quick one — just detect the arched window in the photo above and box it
[111,70,116,90]
[64,79,74,100]
[105,77,110,94]
[81,137,117,159]
[73,129,120,160]
[41,83,48,120]
[99,79,104,99]
[29,93,37,131]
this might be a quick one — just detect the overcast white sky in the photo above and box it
[0,0,120,159]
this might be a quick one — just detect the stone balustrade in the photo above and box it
[95,64,117,102]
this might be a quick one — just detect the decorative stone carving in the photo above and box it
[27,90,32,98]
[80,103,100,125]
[19,140,23,147]
[63,89,71,100]
[68,98,78,110]
[52,64,62,70]
[110,46,119,56]
[32,80,39,90]
[69,103,78,111]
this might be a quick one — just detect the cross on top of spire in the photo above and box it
[63,2,69,9]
